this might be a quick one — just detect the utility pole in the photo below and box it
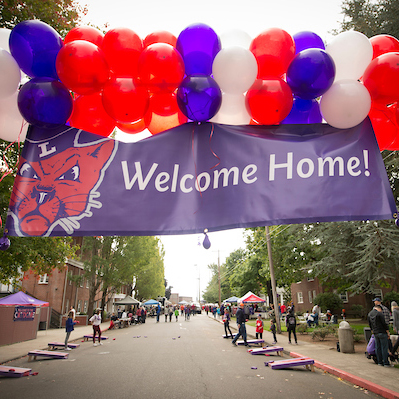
[265,226,281,333]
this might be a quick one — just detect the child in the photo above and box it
[65,311,77,350]
[89,309,102,346]
[270,318,277,344]
[286,308,298,345]
[174,307,179,322]
[255,314,264,339]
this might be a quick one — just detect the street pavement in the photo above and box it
[0,313,397,399]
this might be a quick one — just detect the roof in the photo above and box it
[0,291,49,307]
[240,291,265,303]
[114,295,141,306]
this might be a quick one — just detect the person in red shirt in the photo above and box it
[255,314,264,339]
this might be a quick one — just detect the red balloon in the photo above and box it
[69,93,115,137]
[149,92,180,116]
[102,77,150,122]
[369,103,398,150]
[363,52,399,105]
[147,111,187,135]
[144,31,177,48]
[64,26,104,47]
[138,43,185,93]
[101,28,143,77]
[370,34,399,59]
[56,40,109,95]
[116,117,150,134]
[250,28,295,78]
[245,78,293,125]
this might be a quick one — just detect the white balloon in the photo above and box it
[0,48,21,99]
[0,28,11,52]
[210,93,251,125]
[220,28,252,49]
[320,79,371,129]
[212,46,258,95]
[0,92,28,142]
[326,31,373,82]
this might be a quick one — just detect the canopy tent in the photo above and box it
[0,291,49,307]
[143,299,159,306]
[114,295,141,306]
[223,296,240,303]
[178,300,189,305]
[240,291,265,303]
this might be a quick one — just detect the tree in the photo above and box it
[0,0,87,36]
[313,292,343,313]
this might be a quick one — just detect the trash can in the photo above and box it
[39,321,47,330]
[364,327,372,343]
[338,321,354,353]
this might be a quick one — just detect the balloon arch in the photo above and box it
[1,21,399,150]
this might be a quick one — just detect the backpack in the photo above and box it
[288,315,296,325]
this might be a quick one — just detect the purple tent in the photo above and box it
[0,291,49,307]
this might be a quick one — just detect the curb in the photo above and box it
[290,351,399,399]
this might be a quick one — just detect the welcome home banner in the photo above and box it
[5,119,397,237]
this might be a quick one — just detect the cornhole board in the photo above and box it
[237,339,264,346]
[83,335,108,341]
[28,350,69,362]
[48,342,80,350]
[0,365,32,378]
[265,357,315,371]
[248,346,284,356]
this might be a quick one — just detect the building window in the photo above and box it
[297,292,304,304]
[84,301,88,313]
[307,276,314,282]
[77,300,82,313]
[86,279,89,289]
[38,274,49,284]
[69,278,72,285]
[308,291,313,304]
[80,279,84,288]
[313,290,317,300]
[65,299,69,314]
[338,291,349,303]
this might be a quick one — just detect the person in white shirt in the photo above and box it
[312,304,320,326]
[89,309,102,346]
[69,305,76,321]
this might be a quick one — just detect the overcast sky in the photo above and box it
[75,0,345,301]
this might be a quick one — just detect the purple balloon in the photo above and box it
[177,75,222,122]
[203,233,211,249]
[10,20,63,79]
[177,23,221,75]
[293,31,325,54]
[286,49,335,100]
[281,97,322,124]
[18,77,73,129]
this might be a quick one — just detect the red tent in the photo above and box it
[240,291,265,303]
[0,291,49,307]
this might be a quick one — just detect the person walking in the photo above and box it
[89,309,102,347]
[174,307,179,322]
[156,303,161,323]
[368,304,391,367]
[64,310,77,350]
[286,308,298,345]
[232,302,248,346]
[223,308,233,338]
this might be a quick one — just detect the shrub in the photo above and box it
[297,323,308,334]
[313,292,343,313]
[311,326,331,341]
[351,304,364,318]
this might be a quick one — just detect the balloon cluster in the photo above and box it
[1,20,399,151]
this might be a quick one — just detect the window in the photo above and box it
[80,279,84,288]
[84,301,88,313]
[65,299,69,314]
[38,274,49,284]
[297,292,304,304]
[313,290,317,300]
[307,276,314,282]
[308,291,313,303]
[77,300,82,313]
[86,279,89,289]
[339,291,349,303]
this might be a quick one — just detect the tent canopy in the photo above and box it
[178,300,189,305]
[240,291,265,303]
[115,295,141,306]
[143,299,159,306]
[223,296,240,303]
[0,291,49,307]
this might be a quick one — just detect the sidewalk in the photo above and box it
[0,321,110,364]
[211,315,399,399]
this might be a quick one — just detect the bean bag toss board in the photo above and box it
[83,335,108,341]
[48,342,80,350]
[0,365,32,378]
[28,350,69,362]
[265,357,315,372]
[248,346,284,356]
[237,339,264,346]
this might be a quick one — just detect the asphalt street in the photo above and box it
[0,314,381,399]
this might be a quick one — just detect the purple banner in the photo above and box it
[14,306,36,321]
[5,119,397,237]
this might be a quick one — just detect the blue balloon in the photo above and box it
[177,23,221,75]
[281,97,322,124]
[9,20,63,79]
[286,49,335,100]
[293,31,325,54]
[177,75,222,122]
[18,77,73,128]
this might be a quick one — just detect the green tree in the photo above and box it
[0,0,86,36]
[313,292,343,313]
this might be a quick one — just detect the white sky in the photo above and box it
[75,0,345,300]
